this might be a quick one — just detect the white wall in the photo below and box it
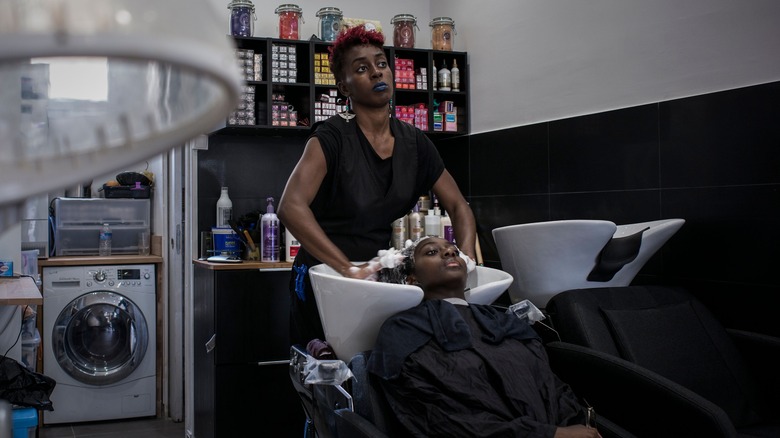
[432,0,780,133]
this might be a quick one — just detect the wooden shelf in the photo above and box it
[0,276,42,305]
[193,259,292,271]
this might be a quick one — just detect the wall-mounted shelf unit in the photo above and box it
[217,36,469,137]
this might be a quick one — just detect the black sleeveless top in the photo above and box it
[301,115,444,262]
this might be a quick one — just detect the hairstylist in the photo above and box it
[277,25,476,348]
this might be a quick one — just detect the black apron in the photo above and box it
[288,116,423,347]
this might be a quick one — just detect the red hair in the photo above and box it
[329,25,385,82]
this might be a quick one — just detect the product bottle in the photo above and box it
[431,60,438,91]
[417,195,431,215]
[438,59,451,91]
[216,187,233,228]
[99,223,112,256]
[285,228,300,263]
[407,204,425,241]
[440,210,454,243]
[424,208,441,237]
[391,216,408,249]
[451,59,460,92]
[261,197,280,262]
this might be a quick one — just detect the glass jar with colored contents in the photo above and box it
[275,4,303,40]
[227,0,256,37]
[316,7,342,42]
[391,14,418,48]
[429,17,456,51]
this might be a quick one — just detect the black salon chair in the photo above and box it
[291,351,635,438]
[544,285,780,438]
[344,351,636,438]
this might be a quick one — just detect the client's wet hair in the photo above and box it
[376,237,430,285]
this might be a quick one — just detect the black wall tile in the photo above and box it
[661,185,780,286]
[549,104,659,192]
[660,82,780,188]
[434,134,471,196]
[469,195,549,265]
[468,124,549,196]
[549,190,661,224]
[198,134,305,233]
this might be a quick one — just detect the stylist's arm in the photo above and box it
[277,137,374,280]
[434,170,477,261]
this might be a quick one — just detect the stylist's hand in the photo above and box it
[340,262,382,280]
[553,425,602,438]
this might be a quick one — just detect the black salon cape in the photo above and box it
[368,301,586,438]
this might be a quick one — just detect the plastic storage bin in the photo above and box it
[12,407,37,438]
[21,328,40,372]
[53,198,151,256]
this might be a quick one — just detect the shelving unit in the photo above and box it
[218,36,469,137]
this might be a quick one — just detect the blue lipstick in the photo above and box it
[373,82,388,92]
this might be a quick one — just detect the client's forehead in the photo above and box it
[415,237,449,253]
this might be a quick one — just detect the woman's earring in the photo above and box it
[339,96,356,122]
[388,98,393,119]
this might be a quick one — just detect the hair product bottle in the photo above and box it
[424,208,441,237]
[391,216,408,249]
[284,227,300,263]
[451,59,460,92]
[431,60,437,91]
[437,59,451,91]
[440,210,454,243]
[417,195,431,215]
[407,204,424,241]
[216,186,232,228]
[261,196,280,262]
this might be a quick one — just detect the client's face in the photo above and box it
[411,237,467,297]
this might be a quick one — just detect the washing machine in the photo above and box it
[42,264,156,424]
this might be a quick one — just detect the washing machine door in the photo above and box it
[52,291,149,385]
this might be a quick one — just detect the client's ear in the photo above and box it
[406,273,417,285]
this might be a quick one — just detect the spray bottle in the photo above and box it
[261,197,280,262]
[216,186,232,228]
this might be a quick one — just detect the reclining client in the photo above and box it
[368,237,602,438]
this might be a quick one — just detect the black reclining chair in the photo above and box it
[293,346,636,438]
[545,285,780,437]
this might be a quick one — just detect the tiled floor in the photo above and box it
[38,416,185,438]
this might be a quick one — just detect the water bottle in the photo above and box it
[99,223,112,256]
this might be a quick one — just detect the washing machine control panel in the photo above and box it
[83,266,155,290]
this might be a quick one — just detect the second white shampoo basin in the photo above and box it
[309,264,513,361]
